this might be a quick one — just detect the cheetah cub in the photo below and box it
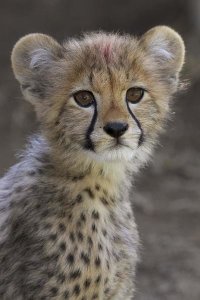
[0,26,185,299]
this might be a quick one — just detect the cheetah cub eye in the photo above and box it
[126,87,145,104]
[73,91,95,108]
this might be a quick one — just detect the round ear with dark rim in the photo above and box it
[139,26,185,87]
[11,33,64,104]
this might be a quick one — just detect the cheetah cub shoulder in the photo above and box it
[0,26,185,299]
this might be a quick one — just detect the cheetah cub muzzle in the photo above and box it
[0,26,185,299]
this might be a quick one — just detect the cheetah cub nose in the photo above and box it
[103,122,129,138]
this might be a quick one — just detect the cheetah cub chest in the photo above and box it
[43,174,137,300]
[0,26,184,299]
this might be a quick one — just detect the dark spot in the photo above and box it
[73,284,81,296]
[59,241,66,252]
[47,271,54,278]
[92,223,97,232]
[73,245,78,252]
[106,247,111,257]
[12,219,21,233]
[104,277,109,284]
[77,231,84,242]
[66,253,74,265]
[84,188,94,199]
[95,275,101,284]
[99,168,103,176]
[76,220,82,228]
[57,273,66,284]
[9,200,16,208]
[69,232,75,242]
[49,233,57,241]
[80,212,86,222]
[95,184,100,191]
[102,229,107,236]
[57,195,64,204]
[100,197,108,206]
[95,256,101,267]
[103,189,108,196]
[109,212,115,222]
[44,223,52,230]
[80,252,90,265]
[127,212,132,218]
[35,153,50,163]
[58,223,66,233]
[84,278,91,289]
[63,290,69,299]
[71,200,76,207]
[76,194,83,204]
[92,210,99,220]
[106,260,110,270]
[38,168,44,175]
[54,130,66,145]
[27,170,36,176]
[41,209,49,218]
[72,175,85,181]
[68,213,73,221]
[57,210,66,218]
[15,186,23,193]
[104,288,110,294]
[116,271,122,278]
[92,293,98,299]
[30,184,38,192]
[110,197,115,203]
[113,235,121,243]
[69,269,81,280]
[87,236,93,248]
[98,243,103,251]
[49,287,58,296]
[81,297,86,300]
[50,253,59,262]
[36,203,41,209]
[32,223,39,232]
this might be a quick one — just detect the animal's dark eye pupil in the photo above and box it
[126,87,144,103]
[73,91,95,107]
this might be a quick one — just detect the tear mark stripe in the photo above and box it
[126,100,144,146]
[84,101,97,151]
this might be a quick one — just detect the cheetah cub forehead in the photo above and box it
[11,27,185,163]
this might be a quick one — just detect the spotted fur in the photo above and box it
[0,26,185,299]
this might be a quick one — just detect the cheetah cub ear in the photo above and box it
[140,26,185,90]
[11,34,64,105]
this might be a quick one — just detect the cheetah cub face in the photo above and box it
[11,27,185,163]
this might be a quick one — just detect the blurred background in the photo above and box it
[0,0,200,299]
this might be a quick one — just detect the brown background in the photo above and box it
[0,0,200,299]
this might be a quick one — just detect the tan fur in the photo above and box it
[0,26,185,300]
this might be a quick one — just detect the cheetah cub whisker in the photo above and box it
[0,26,185,299]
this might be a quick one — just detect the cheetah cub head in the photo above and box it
[11,27,185,164]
